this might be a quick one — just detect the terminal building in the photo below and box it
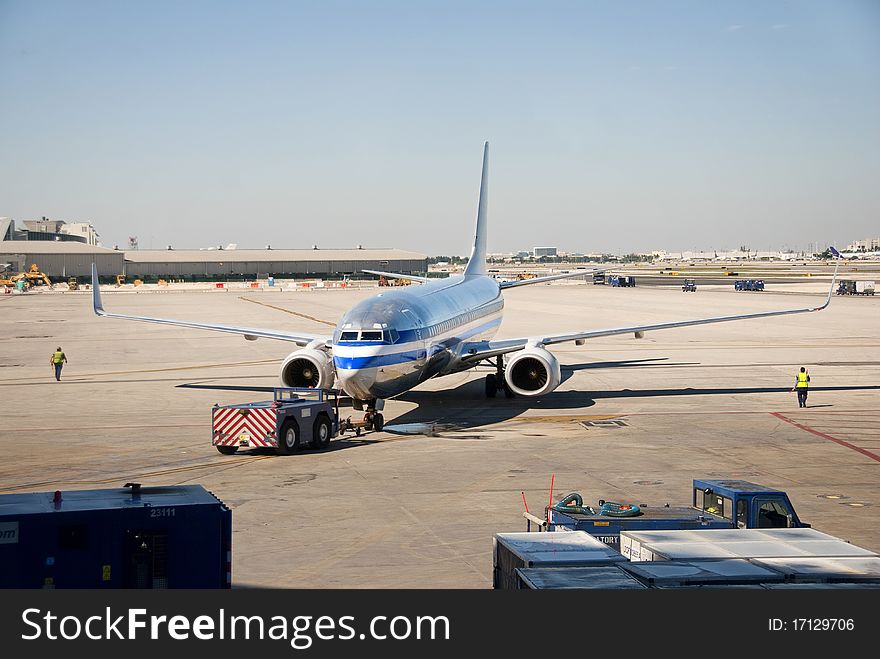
[0,217,101,245]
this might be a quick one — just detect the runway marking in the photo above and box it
[240,296,336,327]
[0,359,278,383]
[511,414,621,424]
[5,423,203,432]
[770,412,880,464]
[0,454,274,493]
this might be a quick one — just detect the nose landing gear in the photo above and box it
[340,398,385,434]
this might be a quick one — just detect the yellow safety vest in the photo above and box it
[796,372,809,388]
[52,351,65,364]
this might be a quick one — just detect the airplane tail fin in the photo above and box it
[463,141,489,277]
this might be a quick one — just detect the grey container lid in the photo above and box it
[621,528,878,560]
[622,559,786,585]
[515,566,647,590]
[751,556,880,582]
[0,485,222,516]
[763,582,880,589]
[495,531,625,566]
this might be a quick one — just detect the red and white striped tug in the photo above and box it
[211,388,340,456]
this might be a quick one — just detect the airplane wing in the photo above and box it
[90,264,330,346]
[362,270,430,283]
[499,270,595,289]
[461,251,842,363]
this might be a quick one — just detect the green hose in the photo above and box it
[599,501,642,517]
[551,492,596,516]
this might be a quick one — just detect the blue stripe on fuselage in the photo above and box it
[333,349,428,370]
[333,317,500,371]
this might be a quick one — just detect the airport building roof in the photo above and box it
[0,240,120,254]
[124,248,426,262]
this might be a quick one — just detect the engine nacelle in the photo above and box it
[504,347,561,397]
[280,348,335,389]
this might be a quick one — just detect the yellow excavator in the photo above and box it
[0,264,53,289]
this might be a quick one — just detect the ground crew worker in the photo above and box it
[791,366,810,408]
[50,346,67,381]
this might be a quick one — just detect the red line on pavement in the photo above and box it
[770,412,880,463]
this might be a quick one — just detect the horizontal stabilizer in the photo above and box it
[362,270,429,283]
[499,270,594,289]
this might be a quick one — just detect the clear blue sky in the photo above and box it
[1,1,878,254]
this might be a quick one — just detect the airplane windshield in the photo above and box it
[360,331,383,341]
[340,331,359,341]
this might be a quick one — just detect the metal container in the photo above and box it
[0,484,232,588]
[493,531,625,589]
[515,566,646,590]
[621,528,878,562]
[621,559,785,587]
[751,556,880,583]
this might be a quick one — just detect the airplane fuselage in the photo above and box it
[332,274,503,400]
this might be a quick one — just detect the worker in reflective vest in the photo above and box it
[791,367,810,408]
[50,346,67,381]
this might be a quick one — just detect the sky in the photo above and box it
[1,1,878,255]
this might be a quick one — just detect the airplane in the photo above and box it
[91,142,841,433]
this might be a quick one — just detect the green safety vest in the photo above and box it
[796,372,809,388]
[52,351,65,364]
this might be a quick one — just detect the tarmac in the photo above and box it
[1,278,878,587]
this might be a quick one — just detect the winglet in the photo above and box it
[463,141,489,277]
[813,247,842,311]
[91,263,106,316]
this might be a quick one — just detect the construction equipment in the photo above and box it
[0,264,52,290]
[378,275,410,286]
[516,272,537,281]
[67,277,79,291]
[115,274,125,287]
[19,264,52,288]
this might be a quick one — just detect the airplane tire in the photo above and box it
[503,381,515,399]
[485,374,497,398]
[373,413,384,432]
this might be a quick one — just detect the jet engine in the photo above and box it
[280,348,335,389]
[503,347,561,397]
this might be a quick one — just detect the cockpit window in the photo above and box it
[340,331,359,341]
[360,331,383,341]
[386,328,399,344]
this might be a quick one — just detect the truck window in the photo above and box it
[757,500,792,528]
[697,490,732,519]
[736,499,748,528]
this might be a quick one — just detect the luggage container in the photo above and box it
[855,280,875,295]
[493,531,625,589]
[620,559,785,587]
[620,528,878,563]
[750,556,880,584]
[0,484,231,588]
[514,566,646,590]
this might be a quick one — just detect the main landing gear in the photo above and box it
[485,355,514,399]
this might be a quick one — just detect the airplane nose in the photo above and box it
[336,369,376,401]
